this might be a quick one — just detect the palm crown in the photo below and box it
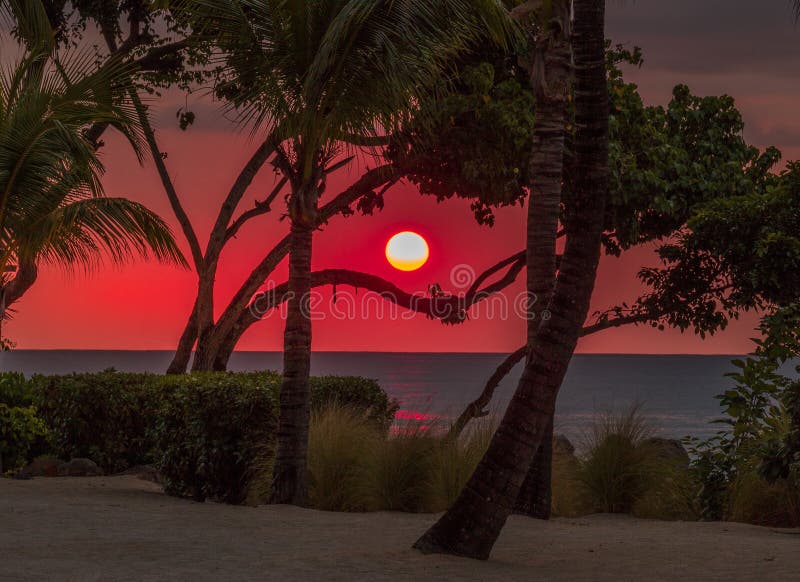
[1,0,186,334]
[0,42,186,277]
[185,0,517,182]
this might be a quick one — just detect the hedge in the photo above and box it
[0,373,50,473]
[0,370,397,502]
[152,373,277,503]
[31,371,159,474]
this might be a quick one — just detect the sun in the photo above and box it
[385,231,429,272]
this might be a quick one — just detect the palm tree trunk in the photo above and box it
[514,416,553,518]
[270,218,314,505]
[412,0,608,559]
[511,2,573,517]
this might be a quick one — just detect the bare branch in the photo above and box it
[224,176,289,243]
[250,268,505,323]
[466,251,526,300]
[205,135,280,262]
[580,313,653,336]
[446,345,528,441]
[129,90,205,270]
[210,164,403,340]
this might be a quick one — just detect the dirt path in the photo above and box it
[2,476,798,581]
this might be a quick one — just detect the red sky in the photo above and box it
[5,1,800,353]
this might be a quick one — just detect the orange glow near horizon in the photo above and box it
[385,231,430,272]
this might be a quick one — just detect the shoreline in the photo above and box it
[2,476,798,581]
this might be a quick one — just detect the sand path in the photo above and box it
[2,476,798,581]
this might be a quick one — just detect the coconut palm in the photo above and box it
[414,0,610,558]
[181,0,517,504]
[0,16,186,341]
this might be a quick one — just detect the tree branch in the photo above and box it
[210,164,403,340]
[466,251,526,302]
[99,26,204,270]
[446,346,528,441]
[129,90,205,270]
[133,38,193,72]
[205,135,280,263]
[249,268,512,323]
[448,300,663,440]
[224,176,289,243]
[580,313,653,336]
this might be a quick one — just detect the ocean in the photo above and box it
[2,350,781,442]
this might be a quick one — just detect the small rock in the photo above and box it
[16,457,62,479]
[57,458,103,477]
[643,437,690,465]
[553,434,576,457]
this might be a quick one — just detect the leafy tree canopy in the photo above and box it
[387,43,776,256]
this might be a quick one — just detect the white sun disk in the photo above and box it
[386,231,429,271]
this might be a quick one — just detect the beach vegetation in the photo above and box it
[0,402,48,474]
[546,407,700,520]
[0,1,186,345]
[0,371,394,493]
[302,406,494,513]
[178,0,517,505]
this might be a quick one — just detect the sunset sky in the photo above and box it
[5,0,799,353]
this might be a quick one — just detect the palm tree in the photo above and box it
[0,11,186,342]
[503,0,573,520]
[414,0,610,558]
[183,0,517,505]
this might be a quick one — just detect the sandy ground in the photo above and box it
[2,476,799,581]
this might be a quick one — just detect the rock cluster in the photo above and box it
[14,457,103,479]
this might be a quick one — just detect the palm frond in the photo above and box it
[178,0,520,158]
[0,0,55,53]
[26,197,187,270]
[0,25,186,280]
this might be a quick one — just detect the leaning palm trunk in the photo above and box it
[515,415,554,517]
[413,0,609,559]
[270,214,315,504]
[512,0,573,519]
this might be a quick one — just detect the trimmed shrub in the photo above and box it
[0,372,34,407]
[23,370,394,491]
[30,371,159,473]
[0,403,49,474]
[152,373,277,504]
[310,375,398,429]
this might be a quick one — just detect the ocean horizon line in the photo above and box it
[2,349,749,358]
